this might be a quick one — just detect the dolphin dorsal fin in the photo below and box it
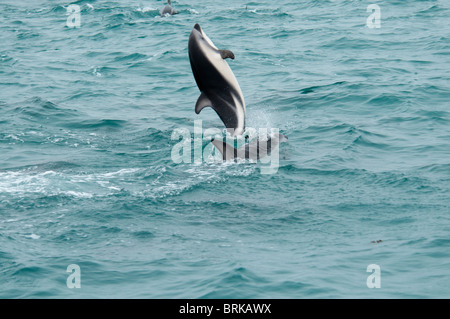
[219,50,235,60]
[195,92,212,114]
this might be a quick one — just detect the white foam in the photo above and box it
[26,234,40,240]
[5,134,24,143]
[245,108,274,130]
[64,191,94,198]
[101,168,141,177]
[136,6,156,13]
[0,168,142,197]
[4,219,18,223]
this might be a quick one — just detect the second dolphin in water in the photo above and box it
[188,23,246,137]
[160,0,178,16]
[211,133,288,161]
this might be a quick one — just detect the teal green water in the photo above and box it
[1,0,450,298]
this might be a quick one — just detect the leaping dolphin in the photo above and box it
[188,24,246,137]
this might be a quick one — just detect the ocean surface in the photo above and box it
[1,0,449,299]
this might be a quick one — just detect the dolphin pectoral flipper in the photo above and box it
[219,50,235,60]
[195,92,213,114]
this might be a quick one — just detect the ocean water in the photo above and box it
[1,0,449,299]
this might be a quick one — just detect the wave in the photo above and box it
[111,52,147,63]
[64,118,127,130]
[414,163,450,174]
[298,81,347,95]
[9,97,80,123]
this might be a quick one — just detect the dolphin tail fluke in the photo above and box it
[195,92,212,114]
